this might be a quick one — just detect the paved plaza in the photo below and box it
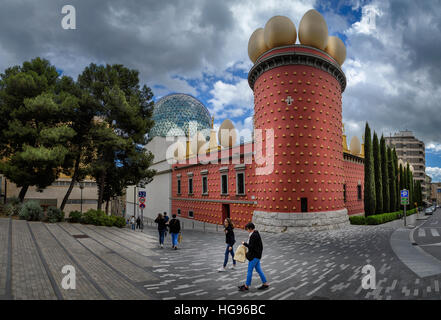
[1,211,441,300]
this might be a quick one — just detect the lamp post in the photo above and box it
[79,181,85,213]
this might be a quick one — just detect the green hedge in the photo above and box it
[350,208,418,225]
[79,209,125,228]
[349,216,366,225]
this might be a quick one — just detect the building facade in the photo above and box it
[385,131,428,199]
[0,173,99,214]
[129,11,366,232]
[430,182,441,205]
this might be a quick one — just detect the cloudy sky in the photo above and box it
[1,0,441,181]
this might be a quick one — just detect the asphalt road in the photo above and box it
[414,208,441,261]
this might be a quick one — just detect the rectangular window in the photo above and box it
[177,179,181,195]
[202,176,208,194]
[343,184,347,203]
[188,210,194,218]
[188,178,193,194]
[357,185,362,200]
[177,209,181,216]
[236,172,245,195]
[221,174,228,195]
[301,198,308,213]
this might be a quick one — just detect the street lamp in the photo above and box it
[79,181,85,213]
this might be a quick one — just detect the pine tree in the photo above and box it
[381,136,390,213]
[0,58,75,201]
[364,123,376,216]
[387,147,397,212]
[373,132,383,213]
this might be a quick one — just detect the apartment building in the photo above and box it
[385,131,428,200]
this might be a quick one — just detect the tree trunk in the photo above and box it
[18,185,29,202]
[97,172,105,211]
[60,153,81,211]
[105,200,109,215]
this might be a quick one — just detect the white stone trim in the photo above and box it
[252,208,350,233]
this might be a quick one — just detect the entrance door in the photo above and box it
[301,197,308,213]
[222,204,230,223]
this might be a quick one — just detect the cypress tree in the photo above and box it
[364,123,376,216]
[387,147,396,212]
[393,149,399,209]
[408,165,414,209]
[399,164,404,192]
[381,136,390,213]
[373,132,383,213]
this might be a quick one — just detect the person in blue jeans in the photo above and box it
[238,222,269,291]
[168,214,181,250]
[154,213,167,248]
[218,218,236,272]
[163,212,169,237]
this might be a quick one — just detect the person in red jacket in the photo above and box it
[238,222,269,291]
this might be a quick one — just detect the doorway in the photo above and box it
[222,203,230,223]
[301,197,308,213]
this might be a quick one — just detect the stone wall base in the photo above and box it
[252,208,350,233]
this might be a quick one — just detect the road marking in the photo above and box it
[418,228,426,237]
[431,229,440,237]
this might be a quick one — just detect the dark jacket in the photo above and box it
[225,226,236,246]
[244,230,263,261]
[154,217,167,231]
[168,218,181,234]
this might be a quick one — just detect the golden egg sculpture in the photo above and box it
[218,119,237,148]
[189,132,207,155]
[173,141,186,160]
[196,132,209,154]
[325,36,346,66]
[248,28,269,63]
[263,16,297,50]
[298,9,329,50]
[349,136,361,155]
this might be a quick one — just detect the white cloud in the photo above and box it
[427,143,441,153]
[208,79,253,119]
[346,4,382,36]
[426,167,441,182]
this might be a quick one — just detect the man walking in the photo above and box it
[238,222,269,291]
[168,214,181,250]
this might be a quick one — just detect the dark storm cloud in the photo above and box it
[0,0,235,94]
[342,0,441,144]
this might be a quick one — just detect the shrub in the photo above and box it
[102,215,114,227]
[5,197,22,216]
[112,216,126,228]
[69,211,82,223]
[19,201,44,221]
[81,209,106,225]
[47,207,64,223]
[79,209,129,228]
[349,215,366,225]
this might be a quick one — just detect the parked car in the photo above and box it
[425,207,434,215]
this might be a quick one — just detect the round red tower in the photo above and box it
[249,45,349,231]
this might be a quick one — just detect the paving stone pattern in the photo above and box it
[1,217,441,300]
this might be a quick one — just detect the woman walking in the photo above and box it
[218,218,236,272]
[154,213,167,248]
[130,216,136,231]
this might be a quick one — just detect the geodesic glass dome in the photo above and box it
[150,93,212,138]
